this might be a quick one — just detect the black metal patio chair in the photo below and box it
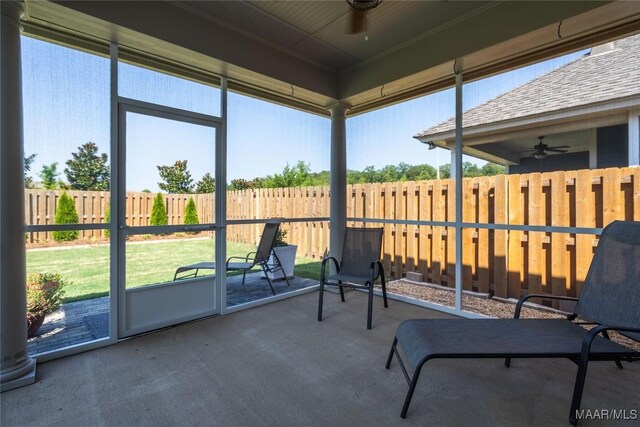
[386,220,640,425]
[317,227,388,329]
[173,221,290,295]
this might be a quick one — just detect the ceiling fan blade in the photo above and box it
[546,148,568,153]
[349,9,366,34]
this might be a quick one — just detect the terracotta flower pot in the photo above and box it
[27,313,46,339]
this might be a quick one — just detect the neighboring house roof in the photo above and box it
[415,34,640,140]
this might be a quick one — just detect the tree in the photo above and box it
[24,153,37,189]
[195,173,215,193]
[437,162,505,179]
[481,162,506,176]
[264,161,311,188]
[229,177,263,190]
[64,142,110,190]
[184,197,199,234]
[405,164,437,181]
[52,192,79,242]
[157,160,194,194]
[39,163,60,189]
[435,164,448,179]
[150,193,168,226]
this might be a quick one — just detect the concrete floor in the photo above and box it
[2,292,638,427]
[27,273,317,355]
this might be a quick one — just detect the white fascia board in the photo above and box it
[416,96,640,147]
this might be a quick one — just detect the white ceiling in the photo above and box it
[22,1,640,116]
[174,1,492,72]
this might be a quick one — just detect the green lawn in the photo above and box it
[27,238,321,303]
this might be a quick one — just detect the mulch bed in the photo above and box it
[380,279,640,352]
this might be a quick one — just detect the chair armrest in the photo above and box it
[370,260,383,280]
[320,257,340,283]
[514,294,579,319]
[580,325,640,358]
[226,253,256,268]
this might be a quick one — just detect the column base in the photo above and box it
[1,359,36,392]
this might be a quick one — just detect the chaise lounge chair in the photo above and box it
[386,220,640,425]
[173,221,290,295]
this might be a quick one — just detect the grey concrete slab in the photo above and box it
[4,292,639,427]
[27,273,317,356]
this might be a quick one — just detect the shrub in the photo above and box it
[26,272,67,317]
[184,197,199,234]
[53,192,79,242]
[150,193,168,226]
[275,228,289,247]
[104,202,110,238]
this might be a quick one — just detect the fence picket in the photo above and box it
[431,180,444,285]
[477,178,490,293]
[406,181,417,273]
[507,175,523,299]
[550,171,568,305]
[527,173,543,300]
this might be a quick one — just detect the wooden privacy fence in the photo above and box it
[24,191,214,241]
[345,167,640,305]
[226,186,330,260]
[25,167,640,302]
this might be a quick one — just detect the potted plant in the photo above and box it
[265,228,297,280]
[26,273,67,338]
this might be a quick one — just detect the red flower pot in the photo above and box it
[27,313,46,338]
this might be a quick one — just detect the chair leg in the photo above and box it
[602,331,624,369]
[401,365,424,419]
[569,355,590,425]
[262,265,276,295]
[242,269,247,285]
[504,357,511,368]
[339,284,345,302]
[283,270,291,287]
[381,273,388,308]
[367,282,374,330]
[385,337,398,369]
[317,281,324,322]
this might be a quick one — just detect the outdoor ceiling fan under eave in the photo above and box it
[346,0,382,37]
[518,136,570,160]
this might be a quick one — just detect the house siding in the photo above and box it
[509,151,589,174]
[597,124,628,168]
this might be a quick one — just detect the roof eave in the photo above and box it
[415,94,640,147]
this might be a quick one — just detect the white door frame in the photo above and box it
[116,97,223,337]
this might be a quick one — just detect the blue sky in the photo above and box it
[21,36,586,192]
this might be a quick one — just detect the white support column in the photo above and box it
[1,0,36,391]
[629,111,640,166]
[217,77,228,313]
[448,141,458,178]
[453,68,463,312]
[329,104,349,273]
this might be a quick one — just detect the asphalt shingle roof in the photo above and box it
[415,34,640,138]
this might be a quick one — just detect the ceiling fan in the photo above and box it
[346,0,382,38]
[519,136,570,160]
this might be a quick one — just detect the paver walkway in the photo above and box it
[27,273,317,355]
